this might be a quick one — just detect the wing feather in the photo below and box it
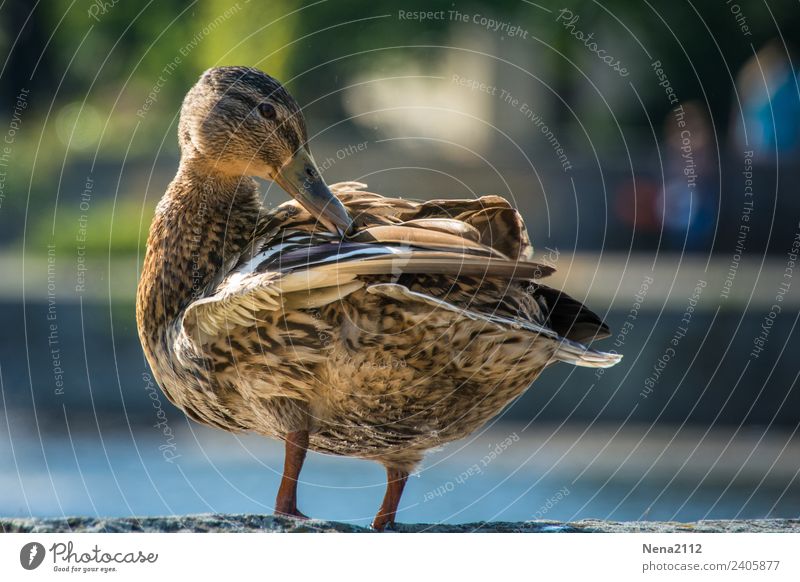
[182,182,554,342]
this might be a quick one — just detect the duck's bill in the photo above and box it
[274,150,353,236]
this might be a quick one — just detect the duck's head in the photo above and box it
[178,66,352,235]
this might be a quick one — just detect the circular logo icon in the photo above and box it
[20,542,46,570]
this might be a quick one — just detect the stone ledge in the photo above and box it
[1,515,798,533]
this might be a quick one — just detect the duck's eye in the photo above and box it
[259,102,277,120]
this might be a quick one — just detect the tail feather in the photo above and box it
[552,337,622,368]
[368,283,623,369]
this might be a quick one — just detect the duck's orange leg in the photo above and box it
[371,466,409,531]
[274,430,309,518]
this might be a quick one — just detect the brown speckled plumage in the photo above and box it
[136,67,621,529]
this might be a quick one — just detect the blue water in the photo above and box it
[2,296,797,526]
[2,411,797,526]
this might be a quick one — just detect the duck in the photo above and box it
[136,66,621,531]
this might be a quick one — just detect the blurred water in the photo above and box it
[1,286,798,525]
[1,413,797,526]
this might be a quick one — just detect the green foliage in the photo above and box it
[2,0,800,253]
[31,193,155,256]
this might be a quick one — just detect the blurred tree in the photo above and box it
[0,0,799,250]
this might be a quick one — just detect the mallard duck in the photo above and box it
[136,66,621,531]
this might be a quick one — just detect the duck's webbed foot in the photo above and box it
[371,466,409,532]
[274,430,310,520]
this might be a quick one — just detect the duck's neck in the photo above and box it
[136,159,262,345]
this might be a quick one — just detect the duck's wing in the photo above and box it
[182,184,552,342]
[365,282,620,368]
[330,182,535,261]
[329,184,618,367]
